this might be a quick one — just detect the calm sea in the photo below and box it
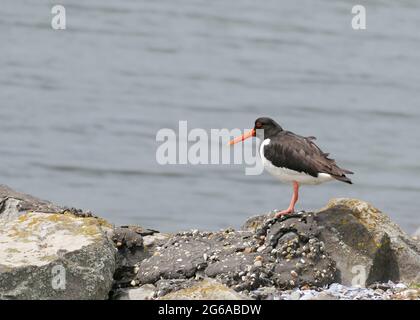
[1,0,419,233]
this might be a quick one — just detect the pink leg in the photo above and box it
[275,181,299,217]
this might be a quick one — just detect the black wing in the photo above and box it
[263,131,353,183]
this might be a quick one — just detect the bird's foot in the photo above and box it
[274,208,295,218]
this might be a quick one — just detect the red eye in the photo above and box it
[256,122,262,128]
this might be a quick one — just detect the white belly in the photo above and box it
[259,139,334,185]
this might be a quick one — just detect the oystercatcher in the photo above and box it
[229,117,353,217]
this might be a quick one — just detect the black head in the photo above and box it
[228,117,283,145]
[254,117,283,139]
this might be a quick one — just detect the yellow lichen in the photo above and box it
[8,212,112,242]
[79,225,101,237]
[17,215,29,223]
[39,255,57,262]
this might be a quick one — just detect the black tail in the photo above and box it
[333,174,353,184]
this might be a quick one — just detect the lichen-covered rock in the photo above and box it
[159,278,249,300]
[2,185,419,300]
[0,186,116,300]
[315,198,420,286]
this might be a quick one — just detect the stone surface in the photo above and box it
[154,278,202,297]
[112,284,156,300]
[136,199,420,298]
[0,185,61,220]
[269,281,419,300]
[159,278,249,300]
[413,227,420,241]
[137,215,338,293]
[2,185,419,300]
[391,288,420,300]
[0,186,116,300]
[315,198,420,286]
[112,226,170,289]
[112,226,147,289]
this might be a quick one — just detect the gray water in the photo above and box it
[1,0,420,233]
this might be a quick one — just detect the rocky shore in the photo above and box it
[0,185,419,300]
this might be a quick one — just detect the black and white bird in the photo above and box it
[229,117,353,217]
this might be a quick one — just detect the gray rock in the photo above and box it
[0,185,62,220]
[290,290,301,300]
[392,288,420,300]
[112,226,147,289]
[112,284,156,300]
[0,187,116,300]
[242,199,420,288]
[155,278,200,297]
[138,233,210,284]
[241,213,275,233]
[0,212,116,299]
[159,278,250,300]
[309,291,339,300]
[413,227,420,240]
[315,198,420,286]
[249,286,278,299]
[2,185,419,300]
[143,232,170,248]
[113,226,144,249]
[111,225,170,289]
[299,292,316,300]
[137,216,338,293]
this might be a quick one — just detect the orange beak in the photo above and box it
[228,129,256,145]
